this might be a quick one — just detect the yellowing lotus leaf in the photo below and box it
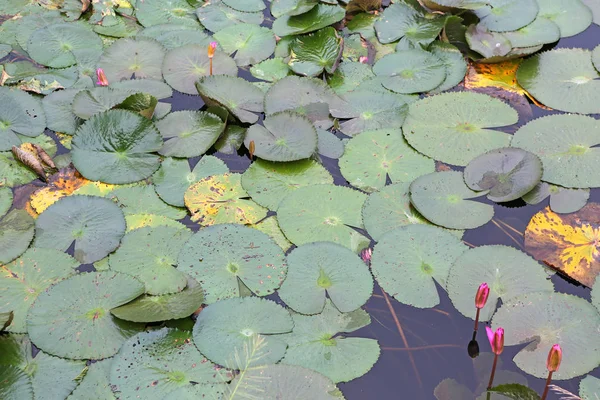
[30,167,88,214]
[465,60,526,95]
[524,204,600,287]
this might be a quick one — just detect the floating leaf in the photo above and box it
[111,275,203,322]
[524,204,600,287]
[537,0,592,37]
[463,147,543,202]
[214,23,275,67]
[316,129,344,159]
[139,24,210,50]
[281,300,380,383]
[372,225,468,308]
[278,184,369,252]
[339,129,434,193]
[214,125,246,154]
[0,210,35,264]
[279,242,373,314]
[110,328,227,399]
[473,0,538,32]
[72,110,162,184]
[98,37,165,82]
[250,57,291,82]
[270,0,319,18]
[109,226,191,295]
[184,173,268,226]
[241,159,333,210]
[164,384,226,400]
[465,24,511,58]
[410,171,494,229]
[0,87,46,152]
[243,112,318,162]
[178,224,286,304]
[288,27,342,77]
[34,195,126,264]
[124,213,186,233]
[429,41,468,93]
[579,375,600,399]
[27,271,144,359]
[375,2,449,46]
[136,0,199,28]
[512,114,600,188]
[373,49,446,94]
[156,111,225,157]
[193,297,293,369]
[223,0,265,12]
[0,186,12,218]
[516,48,600,114]
[0,248,77,333]
[491,291,600,379]
[593,44,600,71]
[272,4,346,37]
[67,359,114,400]
[250,215,293,252]
[502,17,561,48]
[196,2,263,33]
[447,245,554,321]
[522,182,590,214]
[327,61,375,95]
[402,92,517,166]
[162,44,237,94]
[41,88,83,135]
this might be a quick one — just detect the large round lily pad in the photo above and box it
[0,87,46,152]
[410,171,494,229]
[402,92,518,166]
[372,225,468,308]
[277,184,370,252]
[157,110,225,157]
[516,48,600,114]
[279,242,373,315]
[281,300,380,383]
[373,49,446,94]
[184,173,268,226]
[491,291,600,379]
[196,2,264,33]
[241,159,333,210]
[537,0,592,37]
[138,24,211,50]
[72,110,163,184]
[512,114,600,188]
[375,2,449,46]
[447,245,554,321]
[110,328,227,400]
[463,147,543,202]
[243,112,317,162]
[136,0,199,28]
[214,23,275,66]
[0,210,34,265]
[339,129,435,193]
[0,248,78,333]
[27,271,145,359]
[109,226,192,295]
[34,195,126,264]
[177,224,286,304]
[193,297,293,369]
[98,37,165,82]
[474,0,538,32]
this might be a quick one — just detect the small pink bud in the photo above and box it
[96,68,108,86]
[475,283,490,309]
[359,56,368,64]
[546,344,562,372]
[486,326,504,355]
[361,248,372,263]
[208,41,217,58]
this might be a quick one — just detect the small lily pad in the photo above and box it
[157,111,225,158]
[214,23,275,66]
[250,57,291,82]
[429,41,468,93]
[272,4,346,37]
[410,171,494,229]
[67,359,114,400]
[0,87,46,152]
[474,0,538,32]
[537,0,592,37]
[373,49,446,94]
[465,24,512,58]
[196,2,264,33]
[0,210,35,264]
[522,182,590,214]
[41,88,83,135]
[288,27,342,77]
[136,0,199,28]
[375,2,449,46]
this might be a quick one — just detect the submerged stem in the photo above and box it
[487,353,498,390]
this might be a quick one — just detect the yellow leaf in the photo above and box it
[464,59,526,95]
[29,167,89,214]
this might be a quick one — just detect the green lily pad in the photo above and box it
[372,225,468,308]
[580,375,600,399]
[177,224,287,304]
[502,17,561,48]
[278,184,369,252]
[223,0,265,12]
[111,275,203,322]
[196,2,264,33]
[474,0,538,32]
[110,328,227,399]
[98,37,165,82]
[316,129,345,159]
[375,2,449,46]
[373,49,446,94]
[124,213,186,233]
[196,75,264,124]
[270,0,319,18]
[448,245,554,321]
[491,291,600,379]
[15,11,65,51]
[109,226,192,295]
[42,88,83,135]
[164,384,226,400]
[281,300,380,383]
[465,24,512,58]
[429,41,468,93]
[0,210,35,264]
[402,92,517,166]
[71,88,132,120]
[138,24,211,50]
[184,173,268,226]
[34,195,126,264]
[27,271,144,359]
[241,159,333,210]
[511,114,600,188]
[288,27,342,77]
[72,110,162,184]
[0,87,46,152]
[463,147,543,202]
[272,4,346,37]
[410,171,495,229]
[153,156,228,207]
[156,111,225,157]
[250,215,293,252]
[327,61,375,95]
[214,23,275,67]
[516,48,600,114]
[537,0,592,37]
[162,44,237,95]
[279,242,373,314]
[250,57,291,82]
[136,0,199,28]
[0,186,12,218]
[522,182,590,214]
[243,112,317,162]
[110,78,174,100]
[339,129,435,193]
[214,125,246,154]
[193,297,293,369]
[330,91,408,136]
[593,44,600,71]
[0,335,87,400]
[67,359,114,400]
[27,23,102,68]
[0,248,78,333]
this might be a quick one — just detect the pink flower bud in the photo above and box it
[208,41,217,58]
[359,56,368,64]
[96,68,108,86]
[486,326,504,355]
[361,248,372,263]
[546,344,562,372]
[475,283,490,309]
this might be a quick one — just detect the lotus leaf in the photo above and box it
[327,61,375,95]
[196,2,264,33]
[157,110,225,157]
[138,24,211,50]
[0,87,46,152]
[465,24,511,59]
[41,89,83,135]
[502,17,561,48]
[250,215,294,252]
[136,0,199,28]
[288,27,342,77]
[164,384,226,400]
[124,213,186,233]
[250,58,291,82]
[473,0,538,32]
[214,23,276,67]
[522,182,589,214]
[0,210,35,264]
[71,88,132,120]
[0,186,12,218]
[223,0,265,12]
[373,49,446,94]
[272,4,345,37]
[214,125,246,154]
[429,41,468,93]
[537,0,592,37]
[67,359,114,400]
[375,2,449,46]
[98,37,166,82]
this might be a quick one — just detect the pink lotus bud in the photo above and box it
[359,56,368,64]
[546,344,562,372]
[96,68,108,86]
[208,42,217,59]
[361,248,372,263]
[475,283,490,309]
[486,326,504,355]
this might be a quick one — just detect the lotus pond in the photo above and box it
[1,0,600,399]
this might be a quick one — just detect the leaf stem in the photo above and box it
[487,353,498,390]
[541,371,553,400]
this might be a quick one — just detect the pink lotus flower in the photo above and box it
[475,283,490,309]
[96,68,108,86]
[208,41,217,59]
[546,344,562,372]
[486,326,504,355]
[360,247,372,264]
[359,56,368,64]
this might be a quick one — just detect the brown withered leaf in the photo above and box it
[11,145,45,181]
[32,143,56,169]
[29,166,89,214]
